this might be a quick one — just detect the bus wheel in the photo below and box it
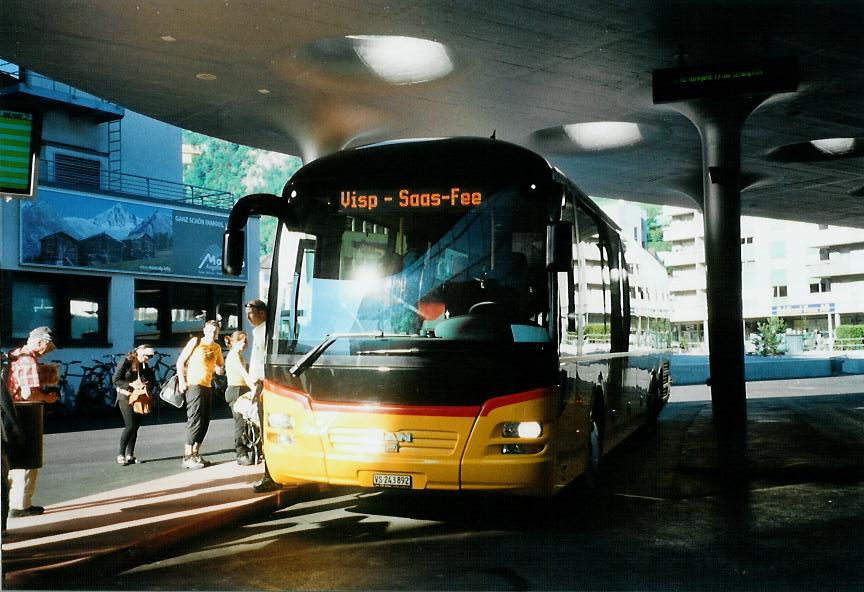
[643,376,660,435]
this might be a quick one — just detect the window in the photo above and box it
[770,240,786,259]
[2,271,109,345]
[809,279,831,293]
[134,279,243,345]
[740,236,754,245]
[772,285,788,298]
[819,248,830,261]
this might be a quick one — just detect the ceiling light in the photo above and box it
[347,35,454,85]
[257,88,271,94]
[161,35,176,42]
[810,138,855,156]
[563,122,644,151]
[765,137,863,162]
[196,73,217,81]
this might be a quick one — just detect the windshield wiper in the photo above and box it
[355,348,421,355]
[289,332,383,377]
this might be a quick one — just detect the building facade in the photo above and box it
[1,66,260,380]
[659,205,864,351]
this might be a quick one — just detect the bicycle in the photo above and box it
[150,351,176,389]
[53,359,84,414]
[76,355,120,414]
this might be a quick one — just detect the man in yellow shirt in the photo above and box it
[176,320,224,469]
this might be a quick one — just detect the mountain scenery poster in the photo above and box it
[19,190,244,279]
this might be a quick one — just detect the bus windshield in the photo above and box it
[270,184,557,405]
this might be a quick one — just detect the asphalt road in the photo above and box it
[25,375,864,590]
[37,405,240,507]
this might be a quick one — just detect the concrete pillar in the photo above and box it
[675,96,765,486]
[109,275,136,351]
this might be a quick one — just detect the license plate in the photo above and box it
[372,473,412,489]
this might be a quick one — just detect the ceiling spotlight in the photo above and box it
[563,122,644,151]
[810,138,856,156]
[347,35,454,84]
[765,137,863,162]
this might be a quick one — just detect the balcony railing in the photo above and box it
[39,158,235,211]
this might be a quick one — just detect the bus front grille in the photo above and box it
[327,428,460,456]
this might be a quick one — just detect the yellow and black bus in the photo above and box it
[223,137,670,496]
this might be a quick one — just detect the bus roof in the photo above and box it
[285,137,558,194]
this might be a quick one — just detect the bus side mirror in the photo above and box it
[222,229,246,276]
[546,221,573,271]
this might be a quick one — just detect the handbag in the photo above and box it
[129,378,152,415]
[158,374,184,408]
[158,337,199,408]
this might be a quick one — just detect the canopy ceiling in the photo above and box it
[2,1,863,225]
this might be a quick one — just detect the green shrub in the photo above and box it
[584,323,609,336]
[753,316,786,356]
[835,325,864,340]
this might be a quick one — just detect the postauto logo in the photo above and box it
[198,244,223,273]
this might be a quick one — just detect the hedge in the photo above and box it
[835,325,864,339]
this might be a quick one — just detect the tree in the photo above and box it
[644,204,671,254]
[183,131,302,257]
[753,316,787,356]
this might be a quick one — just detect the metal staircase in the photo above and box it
[107,119,121,191]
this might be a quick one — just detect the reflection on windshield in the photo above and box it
[275,188,551,357]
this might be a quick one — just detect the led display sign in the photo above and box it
[339,187,483,212]
[652,57,798,104]
[0,108,41,198]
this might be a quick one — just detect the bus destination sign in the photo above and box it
[339,187,483,212]
[652,56,798,104]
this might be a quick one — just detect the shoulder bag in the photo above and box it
[129,376,152,414]
[159,337,199,408]
[158,374,183,408]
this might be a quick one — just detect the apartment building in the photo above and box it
[598,200,671,347]
[1,65,259,369]
[659,205,864,350]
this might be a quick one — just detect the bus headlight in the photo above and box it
[502,421,542,438]
[267,413,294,429]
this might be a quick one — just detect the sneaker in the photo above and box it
[116,455,128,465]
[252,475,282,492]
[182,456,204,470]
[192,454,208,466]
[125,456,141,464]
[9,506,45,518]
[236,455,253,466]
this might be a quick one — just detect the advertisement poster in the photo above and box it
[19,189,246,279]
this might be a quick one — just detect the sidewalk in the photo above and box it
[1,461,320,589]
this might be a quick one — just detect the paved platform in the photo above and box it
[1,462,320,589]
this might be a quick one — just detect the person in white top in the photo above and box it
[245,299,282,492]
[247,302,266,387]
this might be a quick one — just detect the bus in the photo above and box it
[223,137,670,497]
